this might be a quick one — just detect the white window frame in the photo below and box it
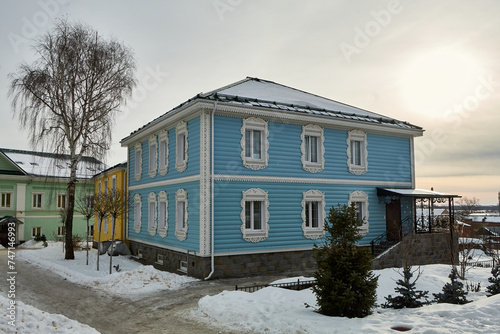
[98,180,102,196]
[32,226,42,238]
[32,192,44,209]
[104,178,109,196]
[176,121,188,172]
[134,142,142,181]
[85,194,94,211]
[240,188,270,242]
[57,225,65,237]
[301,190,326,239]
[156,253,164,265]
[158,191,168,237]
[301,124,325,173]
[240,117,269,170]
[158,130,169,175]
[112,175,117,193]
[149,135,158,178]
[347,130,368,175]
[104,215,108,234]
[133,194,142,233]
[348,190,369,236]
[1,192,13,209]
[148,192,157,236]
[56,193,67,210]
[175,189,188,240]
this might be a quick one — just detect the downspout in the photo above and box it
[204,101,217,280]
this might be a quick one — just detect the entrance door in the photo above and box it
[386,199,402,242]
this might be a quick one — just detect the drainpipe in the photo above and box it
[204,101,217,280]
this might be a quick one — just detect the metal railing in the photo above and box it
[235,279,317,292]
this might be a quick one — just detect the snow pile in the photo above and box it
[16,243,196,296]
[0,296,99,334]
[198,265,500,333]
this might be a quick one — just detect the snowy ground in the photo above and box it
[5,241,500,333]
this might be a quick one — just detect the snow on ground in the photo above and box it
[198,264,500,334]
[16,242,197,297]
[0,295,99,334]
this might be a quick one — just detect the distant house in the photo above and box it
[120,77,459,278]
[92,162,128,247]
[0,148,105,246]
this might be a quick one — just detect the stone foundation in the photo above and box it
[372,232,458,270]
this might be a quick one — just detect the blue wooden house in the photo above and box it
[121,77,455,278]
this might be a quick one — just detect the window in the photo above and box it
[104,178,109,196]
[347,130,368,175]
[148,192,157,236]
[348,191,369,235]
[57,193,67,210]
[241,117,269,170]
[98,180,102,196]
[87,224,94,237]
[57,226,65,237]
[134,143,142,181]
[301,124,325,173]
[158,191,168,237]
[1,192,12,209]
[156,253,164,265]
[149,135,158,178]
[112,175,116,193]
[86,194,94,210]
[32,193,44,209]
[158,130,169,175]
[104,216,108,234]
[32,227,42,238]
[240,188,269,242]
[175,189,188,240]
[176,121,188,172]
[133,194,142,233]
[301,190,326,239]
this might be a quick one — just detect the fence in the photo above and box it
[235,279,317,293]
[466,258,497,268]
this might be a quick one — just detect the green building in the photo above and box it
[0,148,105,246]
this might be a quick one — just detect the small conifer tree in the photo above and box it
[382,266,429,309]
[486,265,500,296]
[433,267,470,304]
[312,203,378,318]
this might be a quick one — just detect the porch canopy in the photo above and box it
[377,188,461,234]
[0,216,24,225]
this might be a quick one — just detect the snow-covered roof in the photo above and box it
[122,77,423,143]
[0,148,106,179]
[378,188,460,198]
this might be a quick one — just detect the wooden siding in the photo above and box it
[213,115,411,182]
[213,181,386,253]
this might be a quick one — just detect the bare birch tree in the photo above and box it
[8,19,136,259]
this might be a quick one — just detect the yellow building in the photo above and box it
[93,162,128,245]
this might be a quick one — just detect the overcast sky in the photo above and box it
[1,0,499,205]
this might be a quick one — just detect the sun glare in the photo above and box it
[399,48,484,116]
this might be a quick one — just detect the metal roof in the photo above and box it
[377,188,461,198]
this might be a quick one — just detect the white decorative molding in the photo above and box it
[240,117,269,170]
[158,191,168,238]
[301,189,326,239]
[147,192,157,236]
[240,188,270,243]
[134,142,142,181]
[148,135,158,178]
[348,190,369,235]
[176,121,188,172]
[129,174,201,191]
[158,130,169,176]
[175,188,188,241]
[347,130,368,175]
[199,111,212,256]
[133,194,142,233]
[300,124,325,173]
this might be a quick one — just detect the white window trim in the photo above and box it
[347,130,368,175]
[348,190,369,235]
[158,191,168,238]
[240,188,270,243]
[1,191,13,209]
[104,178,109,196]
[56,193,67,210]
[104,215,108,234]
[133,194,142,233]
[301,124,325,173]
[176,121,188,172]
[175,189,188,240]
[240,117,269,170]
[148,192,157,236]
[31,192,44,209]
[57,226,65,237]
[134,142,142,181]
[31,226,42,238]
[149,135,158,178]
[112,175,117,193]
[158,130,169,176]
[301,190,326,239]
